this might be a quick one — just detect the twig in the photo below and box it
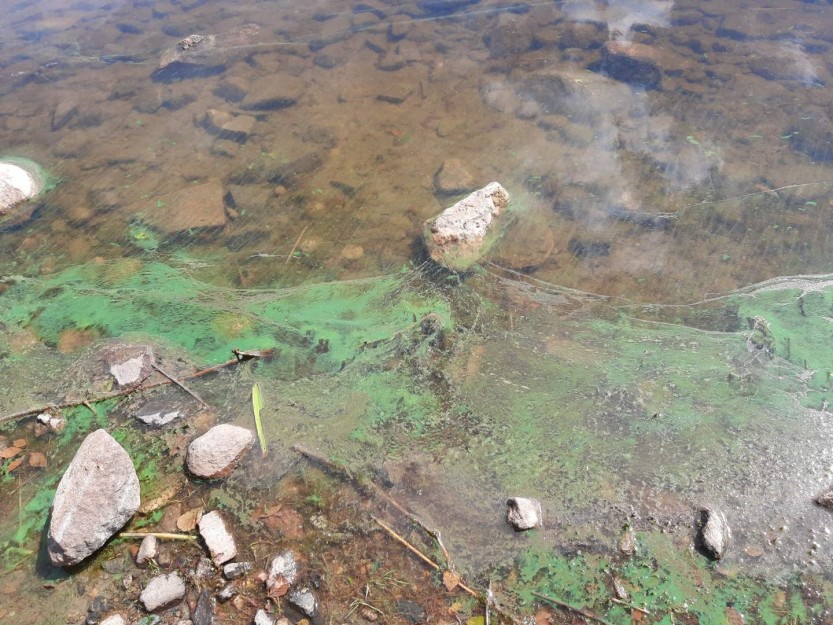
[118,532,198,541]
[609,597,651,615]
[82,401,96,416]
[152,363,209,407]
[0,349,269,424]
[532,592,615,625]
[285,225,309,264]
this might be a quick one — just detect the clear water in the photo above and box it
[4,0,833,623]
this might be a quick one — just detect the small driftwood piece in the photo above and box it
[532,592,615,625]
[0,348,273,424]
[609,597,651,615]
[152,363,209,406]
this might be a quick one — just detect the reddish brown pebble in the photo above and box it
[7,458,23,472]
[0,447,22,459]
[28,452,47,468]
[13,438,26,448]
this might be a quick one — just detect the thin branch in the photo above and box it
[609,597,651,615]
[118,532,198,541]
[532,592,615,625]
[152,363,209,407]
[285,225,309,264]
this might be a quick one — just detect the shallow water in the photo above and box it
[4,0,833,623]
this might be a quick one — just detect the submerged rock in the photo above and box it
[198,510,237,565]
[140,573,186,611]
[433,159,475,196]
[47,429,141,566]
[142,181,226,234]
[424,182,510,271]
[506,497,542,531]
[697,507,731,560]
[0,158,46,222]
[601,40,663,89]
[186,424,254,479]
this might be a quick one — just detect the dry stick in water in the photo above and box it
[532,592,615,625]
[609,597,651,615]
[119,532,198,541]
[152,363,209,407]
[0,349,271,424]
[285,225,309,264]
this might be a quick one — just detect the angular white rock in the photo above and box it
[506,497,542,531]
[0,160,42,215]
[288,588,318,617]
[140,573,186,611]
[100,616,126,625]
[267,550,298,588]
[47,429,141,566]
[186,423,254,479]
[254,609,275,625]
[198,510,237,565]
[136,534,158,564]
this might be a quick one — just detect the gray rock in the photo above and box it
[506,497,542,531]
[105,344,155,387]
[136,410,181,427]
[601,40,662,89]
[198,510,237,565]
[288,588,318,617]
[136,534,158,565]
[267,550,298,588]
[51,99,79,131]
[217,584,235,602]
[0,159,44,217]
[47,429,141,566]
[618,525,637,555]
[815,484,833,509]
[194,557,215,579]
[254,610,274,625]
[433,159,475,196]
[424,182,510,271]
[192,590,214,625]
[697,507,731,560]
[223,561,253,579]
[140,573,186,612]
[187,424,254,479]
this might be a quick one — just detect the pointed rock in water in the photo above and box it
[140,573,186,612]
[47,429,140,566]
[424,181,510,271]
[697,507,731,560]
[198,510,237,565]
[186,424,254,479]
[506,497,542,531]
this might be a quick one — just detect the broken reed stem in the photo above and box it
[285,225,309,264]
[0,349,269,424]
[373,517,478,597]
[118,532,197,541]
[152,363,209,407]
[609,597,651,615]
[532,592,615,625]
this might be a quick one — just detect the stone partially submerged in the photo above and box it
[424,182,510,271]
[506,497,542,531]
[47,429,141,566]
[696,506,731,560]
[0,157,47,227]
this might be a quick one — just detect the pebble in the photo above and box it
[223,561,253,579]
[99,616,126,625]
[288,588,318,617]
[198,511,237,565]
[267,550,298,588]
[254,609,275,625]
[506,497,543,531]
[140,573,186,612]
[186,424,254,479]
[136,535,158,565]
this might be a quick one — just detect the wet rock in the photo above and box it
[395,599,425,624]
[225,185,273,214]
[814,484,833,509]
[568,239,610,258]
[213,78,248,103]
[433,159,475,196]
[288,588,318,617]
[506,497,543,531]
[198,510,237,565]
[47,429,141,566]
[484,13,535,57]
[490,210,555,270]
[140,573,186,612]
[424,181,510,271]
[99,616,126,625]
[0,158,45,218]
[697,507,731,560]
[192,590,214,625]
[187,424,254,479]
[789,106,833,162]
[601,40,662,89]
[136,409,181,427]
[106,344,155,387]
[267,550,298,588]
[37,412,66,433]
[223,561,253,579]
[239,76,303,111]
[51,99,79,131]
[314,54,340,69]
[136,534,158,565]
[254,610,274,625]
[143,181,226,234]
[201,109,255,143]
[376,84,413,104]
[618,525,637,555]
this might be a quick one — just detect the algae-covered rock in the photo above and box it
[424,182,510,271]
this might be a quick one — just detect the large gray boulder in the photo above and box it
[424,182,510,271]
[187,423,254,479]
[47,429,140,566]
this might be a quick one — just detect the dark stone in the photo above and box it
[117,22,142,34]
[396,599,426,624]
[607,206,675,230]
[238,96,297,112]
[314,54,340,69]
[600,41,662,89]
[695,507,731,560]
[568,239,610,258]
[419,0,478,16]
[150,62,226,83]
[192,590,214,625]
[789,106,833,161]
[330,181,356,197]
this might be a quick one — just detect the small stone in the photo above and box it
[601,40,662,89]
[618,525,637,555]
[47,429,141,566]
[360,607,379,621]
[52,100,79,131]
[186,424,254,479]
[288,588,318,617]
[424,181,510,271]
[202,109,256,143]
[697,507,731,560]
[433,159,475,196]
[142,181,226,234]
[217,584,235,602]
[136,534,158,565]
[815,484,833,509]
[136,410,181,427]
[99,616,126,625]
[506,497,542,531]
[198,511,237,565]
[192,590,214,625]
[254,610,274,625]
[223,561,253,580]
[140,573,186,612]
[37,412,66,432]
[28,451,47,467]
[194,557,215,579]
[0,159,45,217]
[213,78,248,103]
[395,599,425,624]
[267,550,297,588]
